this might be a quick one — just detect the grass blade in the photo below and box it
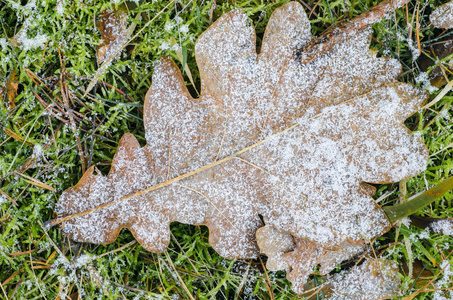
[383,176,453,223]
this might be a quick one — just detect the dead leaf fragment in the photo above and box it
[281,236,365,294]
[97,9,129,64]
[410,215,453,235]
[430,1,453,29]
[321,258,401,299]
[256,224,366,293]
[419,41,453,88]
[55,1,428,293]
[1,71,18,109]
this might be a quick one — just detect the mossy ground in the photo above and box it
[0,0,452,299]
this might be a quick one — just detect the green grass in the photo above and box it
[1,0,453,299]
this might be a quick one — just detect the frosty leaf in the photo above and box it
[430,1,453,29]
[256,224,365,293]
[411,215,453,235]
[284,239,367,294]
[97,9,129,64]
[256,225,296,271]
[256,224,366,294]
[320,259,401,300]
[54,0,428,288]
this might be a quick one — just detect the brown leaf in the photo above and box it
[256,224,366,294]
[97,9,129,64]
[319,258,401,299]
[1,71,18,109]
[430,1,453,29]
[256,225,296,271]
[410,215,453,235]
[53,1,428,292]
[283,237,365,293]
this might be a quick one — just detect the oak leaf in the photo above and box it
[53,1,429,292]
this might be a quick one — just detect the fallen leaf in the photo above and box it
[256,225,296,271]
[283,237,366,293]
[1,71,18,109]
[430,1,453,29]
[423,1,453,88]
[410,215,453,235]
[53,1,428,293]
[97,9,129,64]
[318,258,401,300]
[256,224,366,294]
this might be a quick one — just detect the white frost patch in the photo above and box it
[74,254,93,268]
[32,144,44,159]
[180,24,189,34]
[433,260,453,300]
[0,38,9,51]
[430,220,453,236]
[0,194,7,206]
[326,259,401,300]
[159,41,170,51]
[56,0,65,15]
[17,31,48,51]
[416,72,438,94]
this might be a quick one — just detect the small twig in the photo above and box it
[37,220,69,264]
[163,250,195,300]
[95,240,136,260]
[259,256,275,300]
[0,189,17,206]
[0,282,8,300]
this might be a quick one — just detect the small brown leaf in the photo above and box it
[320,259,401,299]
[282,237,365,294]
[410,215,453,235]
[430,1,453,29]
[420,43,453,87]
[1,71,18,109]
[97,9,129,64]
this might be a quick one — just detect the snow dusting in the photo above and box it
[325,259,401,299]
[430,219,453,236]
[430,1,453,29]
[55,1,429,293]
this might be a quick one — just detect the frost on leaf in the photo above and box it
[55,0,428,291]
[430,1,453,29]
[257,225,366,294]
[321,259,401,300]
[256,225,296,271]
[97,8,129,64]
